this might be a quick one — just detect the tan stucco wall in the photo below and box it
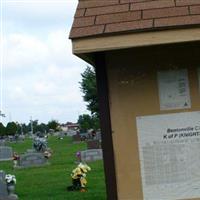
[106,43,200,200]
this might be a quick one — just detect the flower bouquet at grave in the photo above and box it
[43,149,52,159]
[13,152,20,168]
[5,174,16,185]
[76,151,81,163]
[5,174,18,198]
[67,163,91,192]
[33,136,48,152]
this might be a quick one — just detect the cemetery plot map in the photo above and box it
[136,111,200,200]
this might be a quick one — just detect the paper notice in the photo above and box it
[157,69,191,110]
[136,111,200,200]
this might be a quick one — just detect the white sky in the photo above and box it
[0,0,90,125]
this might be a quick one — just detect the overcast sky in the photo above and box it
[0,0,89,125]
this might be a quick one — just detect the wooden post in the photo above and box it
[94,52,118,200]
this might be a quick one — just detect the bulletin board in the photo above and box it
[106,45,200,200]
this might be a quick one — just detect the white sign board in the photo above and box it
[157,69,191,110]
[136,111,200,200]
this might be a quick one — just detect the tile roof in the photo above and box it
[69,0,200,39]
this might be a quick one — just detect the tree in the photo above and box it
[47,120,59,131]
[78,114,93,132]
[21,123,30,134]
[36,123,49,133]
[79,66,100,130]
[32,120,39,133]
[16,123,22,135]
[6,122,17,136]
[78,114,100,132]
[26,120,48,134]
[80,66,99,117]
[91,115,100,130]
[0,122,6,137]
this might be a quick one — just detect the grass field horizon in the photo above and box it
[1,136,107,200]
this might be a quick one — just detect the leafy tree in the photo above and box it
[26,120,44,134]
[32,120,39,133]
[79,66,100,130]
[6,122,17,135]
[78,114,93,132]
[47,120,59,131]
[80,66,99,117]
[0,122,6,137]
[36,123,49,133]
[15,123,30,135]
[21,123,30,134]
[78,114,100,132]
[91,115,100,130]
[16,123,22,135]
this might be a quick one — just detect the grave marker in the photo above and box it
[72,134,81,142]
[0,140,5,146]
[0,171,8,197]
[18,152,48,168]
[80,149,103,162]
[87,139,101,149]
[0,171,18,200]
[0,147,13,161]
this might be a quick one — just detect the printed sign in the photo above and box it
[136,111,200,200]
[157,69,191,110]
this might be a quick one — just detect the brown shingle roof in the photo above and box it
[69,0,200,39]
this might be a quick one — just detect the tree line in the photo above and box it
[0,120,59,137]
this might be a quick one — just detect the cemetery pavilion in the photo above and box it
[70,1,200,200]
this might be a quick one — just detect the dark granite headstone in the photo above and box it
[72,134,81,142]
[18,152,48,168]
[87,139,101,149]
[0,146,13,161]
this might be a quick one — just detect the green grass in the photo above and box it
[1,136,107,200]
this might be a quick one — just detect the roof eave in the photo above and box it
[71,26,200,63]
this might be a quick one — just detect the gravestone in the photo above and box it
[0,140,5,146]
[80,149,103,162]
[0,171,18,200]
[17,152,48,168]
[26,149,35,153]
[67,130,77,136]
[87,139,101,149]
[95,131,101,141]
[0,171,8,197]
[72,134,81,143]
[0,146,13,161]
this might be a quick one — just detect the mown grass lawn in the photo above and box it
[1,136,107,200]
